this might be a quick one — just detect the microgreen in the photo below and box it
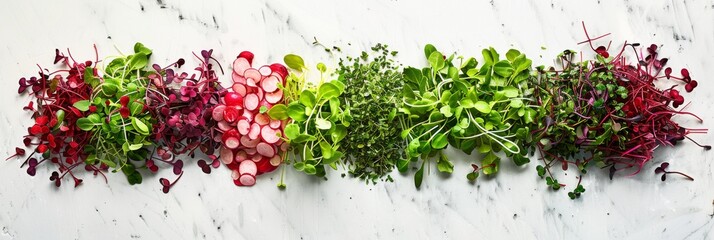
[401,44,540,188]
[654,162,694,181]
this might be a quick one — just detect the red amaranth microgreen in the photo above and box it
[532,23,709,198]
[11,46,105,187]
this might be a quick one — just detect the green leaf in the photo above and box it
[73,100,91,112]
[267,104,289,120]
[293,162,305,171]
[501,86,519,98]
[284,123,300,140]
[428,51,445,71]
[431,133,448,149]
[128,143,143,151]
[317,62,327,73]
[493,60,514,77]
[304,164,317,175]
[424,44,437,59]
[128,52,148,71]
[317,82,340,101]
[259,106,268,113]
[133,42,152,56]
[474,101,491,113]
[523,108,537,123]
[77,117,98,131]
[436,154,453,173]
[466,172,479,181]
[505,49,521,62]
[414,160,425,188]
[319,142,333,160]
[284,54,305,71]
[482,152,500,175]
[439,105,452,118]
[330,125,347,143]
[131,117,150,135]
[315,118,332,130]
[509,99,524,108]
[287,102,307,122]
[299,91,316,109]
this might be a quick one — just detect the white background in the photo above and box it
[1,0,713,239]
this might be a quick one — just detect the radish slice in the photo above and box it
[256,87,264,101]
[242,110,253,122]
[261,126,280,144]
[213,132,223,143]
[224,137,240,149]
[248,123,261,139]
[256,158,278,173]
[227,162,239,171]
[212,105,226,121]
[269,63,288,79]
[239,160,258,175]
[238,51,254,64]
[239,174,256,186]
[217,120,232,131]
[256,142,275,157]
[258,65,273,76]
[244,68,262,84]
[231,170,241,180]
[261,75,280,93]
[244,93,259,111]
[269,119,281,129]
[246,78,257,87]
[220,147,234,165]
[233,58,250,76]
[236,118,251,135]
[232,83,247,96]
[280,142,289,152]
[223,106,241,123]
[224,93,243,106]
[265,89,283,104]
[254,113,270,125]
[244,147,257,155]
[232,72,247,84]
[270,155,282,166]
[259,99,273,109]
[251,154,262,162]
[240,135,260,148]
[235,150,248,162]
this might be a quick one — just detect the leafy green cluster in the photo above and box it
[76,43,155,184]
[277,55,351,179]
[336,44,407,183]
[400,44,541,187]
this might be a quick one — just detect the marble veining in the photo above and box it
[1,0,713,239]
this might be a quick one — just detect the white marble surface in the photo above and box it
[1,0,714,239]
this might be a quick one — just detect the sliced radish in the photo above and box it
[251,154,263,162]
[231,170,241,180]
[280,142,289,152]
[261,75,280,93]
[213,132,223,143]
[270,155,282,166]
[240,135,260,148]
[258,65,273,76]
[256,158,278,173]
[232,72,247,84]
[244,68,262,84]
[238,51,254,64]
[226,162,239,171]
[220,147,234,165]
[265,89,283,104]
[232,58,250,76]
[242,110,254,122]
[256,142,275,157]
[246,78,257,87]
[239,160,258,175]
[256,87,264,101]
[234,150,248,162]
[244,147,257,155]
[223,106,241,123]
[217,120,232,131]
[259,99,273,109]
[244,93,259,111]
[232,84,247,98]
[236,118,251,135]
[261,126,280,144]
[212,105,226,121]
[224,93,244,106]
[248,123,261,139]
[254,113,270,126]
[269,119,281,129]
[239,174,256,186]
[269,63,288,79]
[224,137,240,149]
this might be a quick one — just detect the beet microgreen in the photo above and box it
[401,44,540,188]
[654,162,694,181]
[11,46,103,187]
[279,54,349,183]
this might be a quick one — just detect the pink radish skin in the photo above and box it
[248,123,261,139]
[244,68,262,84]
[240,135,260,148]
[232,58,251,76]
[265,89,283,104]
[269,63,288,79]
[236,118,251,135]
[223,106,242,123]
[238,51,254,64]
[212,105,226,121]
[239,174,256,186]
[217,120,232,131]
[256,142,275,157]
[244,93,259,111]
[261,75,280,93]
[220,147,234,165]
[224,93,244,106]
[254,113,270,125]
[260,126,280,144]
[239,160,258,175]
[231,170,241,180]
[259,99,274,109]
[258,65,273,76]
